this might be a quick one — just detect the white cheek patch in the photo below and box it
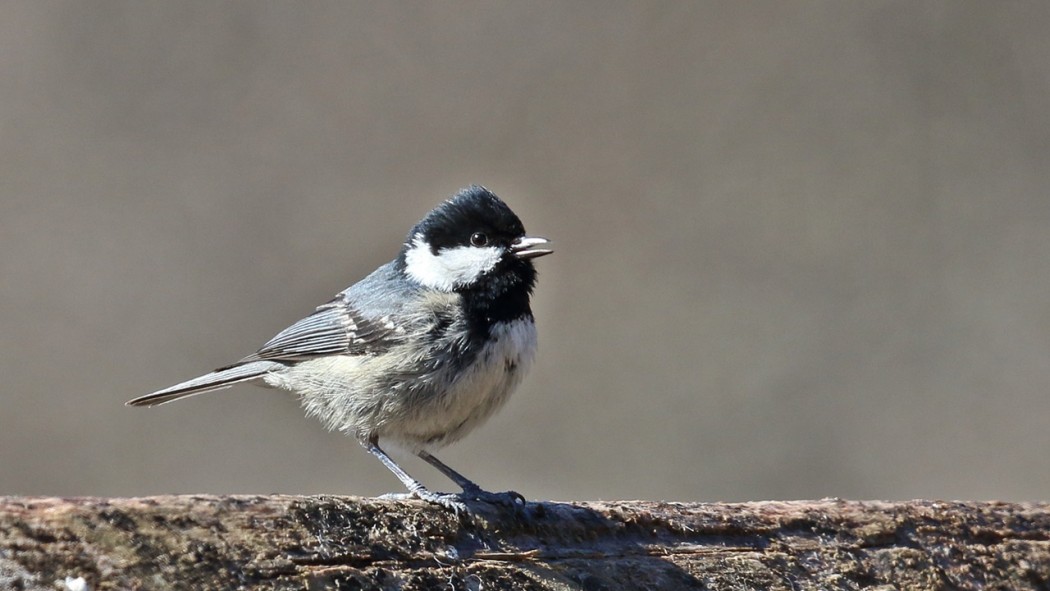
[404,234,502,291]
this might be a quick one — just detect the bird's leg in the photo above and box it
[417,449,525,506]
[360,436,467,513]
[416,450,482,492]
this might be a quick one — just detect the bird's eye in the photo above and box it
[470,232,489,247]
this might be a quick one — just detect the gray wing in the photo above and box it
[126,299,380,406]
[128,264,413,408]
[234,293,399,365]
[126,298,387,408]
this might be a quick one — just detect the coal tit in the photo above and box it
[127,186,552,511]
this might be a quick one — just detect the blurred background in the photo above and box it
[2,2,1049,503]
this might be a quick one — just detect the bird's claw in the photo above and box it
[381,489,469,514]
[381,487,525,514]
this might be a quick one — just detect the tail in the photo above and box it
[126,360,282,407]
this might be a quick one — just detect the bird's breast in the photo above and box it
[407,317,538,447]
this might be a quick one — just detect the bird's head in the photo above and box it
[400,186,552,293]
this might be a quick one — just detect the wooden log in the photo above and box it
[2,496,1049,590]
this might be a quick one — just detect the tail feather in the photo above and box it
[126,360,281,407]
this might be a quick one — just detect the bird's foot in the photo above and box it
[380,487,525,514]
[379,489,470,514]
[459,486,527,508]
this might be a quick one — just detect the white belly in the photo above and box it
[271,318,538,449]
[402,319,537,446]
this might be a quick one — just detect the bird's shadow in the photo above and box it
[286,496,763,590]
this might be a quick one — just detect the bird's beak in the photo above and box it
[511,236,553,260]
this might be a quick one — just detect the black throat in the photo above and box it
[459,261,536,337]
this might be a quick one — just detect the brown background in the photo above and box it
[3,2,1049,503]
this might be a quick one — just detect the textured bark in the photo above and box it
[2,496,1049,590]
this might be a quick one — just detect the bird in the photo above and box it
[127,185,552,511]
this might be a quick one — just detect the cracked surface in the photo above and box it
[1,497,1049,590]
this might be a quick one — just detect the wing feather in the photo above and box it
[236,295,398,364]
